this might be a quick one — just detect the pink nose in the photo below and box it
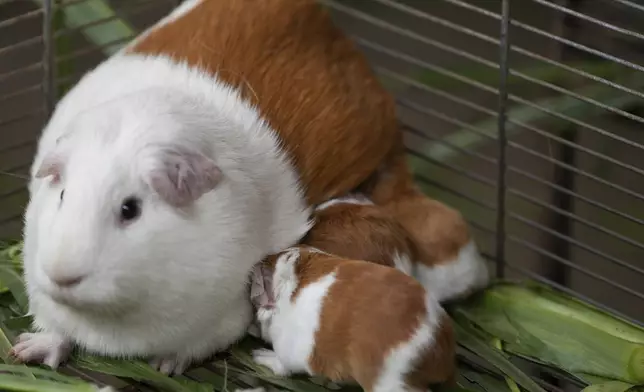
[50,275,85,287]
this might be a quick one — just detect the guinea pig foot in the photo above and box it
[149,356,191,376]
[252,349,289,376]
[10,332,72,369]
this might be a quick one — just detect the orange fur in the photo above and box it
[301,202,419,268]
[361,153,472,267]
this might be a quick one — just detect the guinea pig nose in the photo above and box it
[51,275,85,288]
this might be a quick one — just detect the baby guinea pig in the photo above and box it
[301,194,418,274]
[249,246,456,392]
[304,195,489,302]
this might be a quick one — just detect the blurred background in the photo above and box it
[1,0,643,326]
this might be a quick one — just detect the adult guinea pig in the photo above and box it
[249,246,456,392]
[303,195,489,302]
[13,0,399,374]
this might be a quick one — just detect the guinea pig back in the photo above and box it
[128,0,400,205]
[303,195,419,274]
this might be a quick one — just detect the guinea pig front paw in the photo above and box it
[252,349,289,376]
[9,332,72,369]
[149,356,191,376]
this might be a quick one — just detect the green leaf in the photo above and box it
[4,316,33,333]
[0,364,82,383]
[455,283,644,384]
[0,322,15,362]
[72,354,213,392]
[0,265,28,315]
[436,385,482,392]
[491,339,521,392]
[0,374,96,392]
[581,381,637,392]
[185,367,245,391]
[457,365,512,392]
[229,346,338,392]
[4,243,23,263]
[454,319,546,392]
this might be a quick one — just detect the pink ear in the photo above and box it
[34,155,62,183]
[249,263,275,310]
[148,147,222,207]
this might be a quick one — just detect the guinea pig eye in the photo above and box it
[120,196,141,223]
[60,190,64,202]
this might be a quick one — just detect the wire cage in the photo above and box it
[1,0,644,390]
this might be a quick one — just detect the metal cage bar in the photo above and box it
[495,0,511,279]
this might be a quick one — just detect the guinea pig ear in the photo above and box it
[148,147,222,207]
[249,262,275,310]
[34,154,63,184]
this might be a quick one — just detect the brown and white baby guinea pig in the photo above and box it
[303,195,489,303]
[249,246,456,392]
[302,194,419,274]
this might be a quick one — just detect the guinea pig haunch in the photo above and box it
[250,246,456,392]
[306,196,489,302]
[361,155,490,303]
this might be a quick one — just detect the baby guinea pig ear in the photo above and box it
[146,146,222,208]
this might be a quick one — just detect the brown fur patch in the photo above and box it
[359,141,413,204]
[406,312,457,389]
[290,249,341,301]
[361,153,472,267]
[281,248,455,391]
[128,0,400,205]
[302,203,419,268]
[383,191,471,267]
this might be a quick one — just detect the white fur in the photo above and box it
[372,293,444,392]
[314,194,373,212]
[392,251,414,276]
[415,240,489,303]
[22,52,312,371]
[303,245,333,257]
[10,332,72,369]
[254,248,336,376]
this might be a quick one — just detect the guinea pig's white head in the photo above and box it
[23,89,274,319]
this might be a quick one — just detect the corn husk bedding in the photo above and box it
[1,242,643,392]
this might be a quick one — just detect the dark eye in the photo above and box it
[60,190,64,201]
[120,197,141,222]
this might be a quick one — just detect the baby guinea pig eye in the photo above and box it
[119,196,142,224]
[59,190,64,205]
